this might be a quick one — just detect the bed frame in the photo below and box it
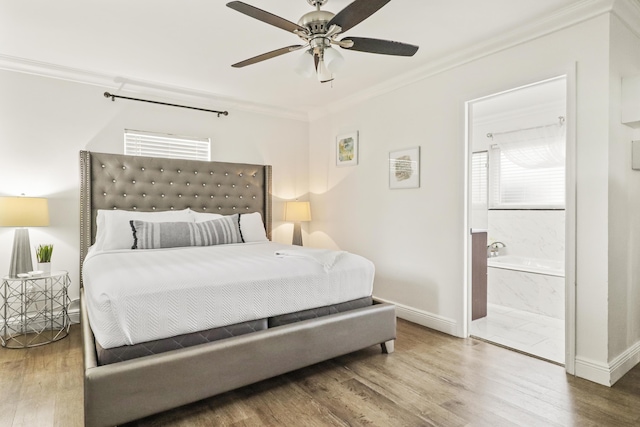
[79,150,396,427]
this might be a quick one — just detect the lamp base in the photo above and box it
[9,228,33,278]
[292,222,303,246]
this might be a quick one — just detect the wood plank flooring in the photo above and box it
[2,320,640,426]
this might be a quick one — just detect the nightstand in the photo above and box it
[1,271,71,348]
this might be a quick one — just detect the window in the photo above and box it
[471,151,488,207]
[489,123,565,209]
[124,130,210,161]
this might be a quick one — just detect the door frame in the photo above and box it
[463,69,577,374]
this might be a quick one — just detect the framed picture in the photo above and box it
[336,131,358,167]
[389,146,420,189]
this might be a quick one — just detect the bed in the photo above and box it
[79,150,396,427]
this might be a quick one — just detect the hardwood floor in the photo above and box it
[2,319,640,426]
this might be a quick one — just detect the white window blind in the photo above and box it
[471,151,488,207]
[124,130,210,161]
[489,123,565,209]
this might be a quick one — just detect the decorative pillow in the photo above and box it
[238,212,269,242]
[191,210,268,242]
[95,209,193,251]
[130,214,243,249]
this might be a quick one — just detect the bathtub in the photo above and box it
[487,255,565,319]
[487,255,564,278]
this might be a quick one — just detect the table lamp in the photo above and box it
[0,196,49,277]
[284,201,311,246]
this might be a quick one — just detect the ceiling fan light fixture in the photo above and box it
[316,56,333,83]
[227,0,419,84]
[323,46,344,73]
[295,50,315,78]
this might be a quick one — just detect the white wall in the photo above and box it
[308,14,612,383]
[607,12,640,383]
[0,69,309,306]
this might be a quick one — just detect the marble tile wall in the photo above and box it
[488,267,565,319]
[487,210,565,262]
[486,209,565,318]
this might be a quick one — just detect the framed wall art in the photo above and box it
[389,146,420,189]
[336,131,358,167]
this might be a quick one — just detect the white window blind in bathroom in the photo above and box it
[471,151,488,206]
[124,130,211,161]
[489,123,565,209]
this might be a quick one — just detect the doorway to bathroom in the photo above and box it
[466,76,571,366]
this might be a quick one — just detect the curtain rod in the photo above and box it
[103,92,229,117]
[486,116,564,139]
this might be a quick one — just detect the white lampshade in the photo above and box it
[284,201,311,222]
[316,57,333,83]
[323,47,344,73]
[295,50,315,78]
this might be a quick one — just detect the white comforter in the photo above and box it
[82,242,374,349]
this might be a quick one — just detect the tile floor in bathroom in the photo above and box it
[470,303,565,365]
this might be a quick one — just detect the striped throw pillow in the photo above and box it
[130,214,243,249]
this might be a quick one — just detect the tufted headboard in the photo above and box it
[79,151,272,285]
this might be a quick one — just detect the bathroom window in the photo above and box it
[124,130,211,161]
[489,123,565,209]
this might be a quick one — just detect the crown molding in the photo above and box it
[309,0,617,121]
[612,0,640,39]
[0,54,309,122]
[2,0,631,124]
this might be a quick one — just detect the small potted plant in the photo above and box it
[35,244,53,274]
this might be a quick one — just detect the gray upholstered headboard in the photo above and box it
[79,150,272,285]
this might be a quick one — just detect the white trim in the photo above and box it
[610,340,640,385]
[1,0,631,124]
[310,0,617,120]
[0,54,309,122]
[575,356,613,386]
[612,0,640,39]
[373,296,459,337]
[575,339,640,386]
[564,64,578,375]
[464,72,576,374]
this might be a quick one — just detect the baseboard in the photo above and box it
[373,296,458,337]
[609,340,640,385]
[574,356,611,386]
[574,339,640,387]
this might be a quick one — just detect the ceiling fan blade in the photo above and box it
[231,45,305,68]
[227,1,307,34]
[341,37,419,56]
[328,0,391,33]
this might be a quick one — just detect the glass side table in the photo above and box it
[1,270,71,348]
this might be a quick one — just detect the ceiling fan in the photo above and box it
[226,0,419,83]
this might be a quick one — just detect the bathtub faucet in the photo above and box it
[489,241,506,257]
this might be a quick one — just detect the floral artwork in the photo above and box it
[336,131,358,167]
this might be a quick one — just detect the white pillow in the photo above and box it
[190,210,223,223]
[95,209,193,251]
[190,210,268,242]
[239,212,269,242]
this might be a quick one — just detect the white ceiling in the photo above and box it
[1,0,583,114]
